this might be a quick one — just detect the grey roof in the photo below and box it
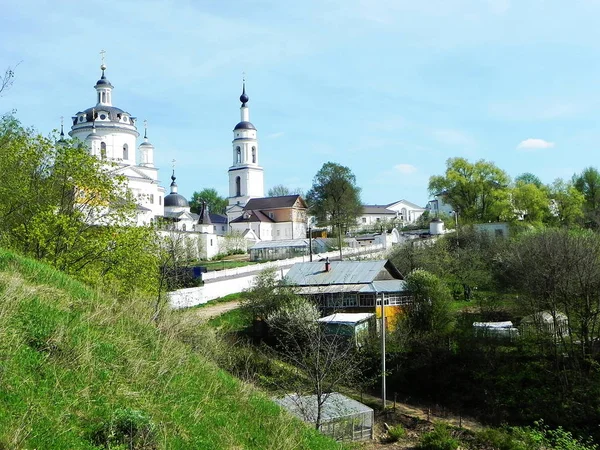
[75,106,134,124]
[164,193,189,208]
[251,238,310,250]
[360,280,408,293]
[245,195,306,210]
[230,210,273,223]
[275,393,372,424]
[234,121,256,130]
[362,205,397,215]
[285,260,403,286]
[210,213,228,224]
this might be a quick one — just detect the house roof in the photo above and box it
[210,213,227,224]
[230,210,274,223]
[245,195,307,210]
[274,393,372,423]
[387,199,426,210]
[362,205,397,215]
[285,260,403,286]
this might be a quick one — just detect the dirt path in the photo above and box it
[188,300,240,321]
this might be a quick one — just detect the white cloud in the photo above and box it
[517,138,555,150]
[394,164,417,174]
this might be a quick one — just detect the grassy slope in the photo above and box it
[0,250,342,449]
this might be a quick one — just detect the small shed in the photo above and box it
[275,392,373,441]
[318,313,374,346]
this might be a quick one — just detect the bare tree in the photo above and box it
[266,298,362,430]
[0,65,19,97]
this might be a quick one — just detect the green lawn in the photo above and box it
[199,260,258,271]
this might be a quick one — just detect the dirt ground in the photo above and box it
[186,300,240,321]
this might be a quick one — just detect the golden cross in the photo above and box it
[172,159,176,170]
[100,49,106,65]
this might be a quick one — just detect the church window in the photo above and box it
[236,176,241,197]
[236,146,241,163]
[101,92,106,103]
[252,147,256,163]
[100,114,106,120]
[79,116,84,122]
[362,218,366,224]
[213,225,216,232]
[97,93,101,103]
[210,239,213,246]
[182,224,186,231]
[159,196,162,205]
[150,194,154,204]
[100,142,107,159]
[222,226,225,231]
[123,144,129,160]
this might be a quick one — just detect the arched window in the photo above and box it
[182,224,186,231]
[101,92,106,103]
[236,146,241,163]
[236,176,241,197]
[100,142,107,159]
[97,92,101,103]
[123,144,128,160]
[252,146,256,163]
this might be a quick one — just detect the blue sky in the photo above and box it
[2,0,600,207]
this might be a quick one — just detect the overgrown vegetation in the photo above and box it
[0,250,343,449]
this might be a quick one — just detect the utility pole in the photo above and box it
[381,291,386,410]
[308,226,313,262]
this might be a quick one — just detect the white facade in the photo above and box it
[227,84,264,222]
[358,200,425,229]
[69,63,165,225]
[427,195,454,217]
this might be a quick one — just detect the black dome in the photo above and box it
[76,106,132,123]
[234,121,256,131]
[164,193,189,208]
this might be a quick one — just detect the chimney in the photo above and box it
[325,257,330,272]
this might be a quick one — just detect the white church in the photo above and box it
[65,59,307,258]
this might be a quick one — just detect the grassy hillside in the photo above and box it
[0,250,342,449]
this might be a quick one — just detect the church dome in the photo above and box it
[76,106,133,124]
[234,121,256,130]
[164,193,189,208]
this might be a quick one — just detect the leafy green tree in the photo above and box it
[547,178,584,227]
[573,167,600,228]
[189,188,227,215]
[267,184,304,197]
[512,180,550,224]
[0,114,160,297]
[240,267,299,321]
[515,172,543,188]
[428,158,511,223]
[305,162,362,233]
[403,269,454,341]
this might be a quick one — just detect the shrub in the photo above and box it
[387,424,407,442]
[91,408,157,449]
[265,297,320,338]
[417,424,458,450]
[475,428,528,450]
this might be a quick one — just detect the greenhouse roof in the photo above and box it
[274,392,373,423]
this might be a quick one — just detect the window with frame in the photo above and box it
[359,294,375,307]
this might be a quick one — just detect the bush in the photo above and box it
[91,408,157,449]
[418,424,458,450]
[265,297,320,338]
[475,428,528,450]
[386,424,407,442]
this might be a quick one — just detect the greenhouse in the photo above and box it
[274,392,373,441]
[248,238,333,262]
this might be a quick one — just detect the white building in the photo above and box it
[358,200,425,229]
[68,62,165,225]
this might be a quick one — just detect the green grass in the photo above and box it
[199,260,258,271]
[208,307,250,332]
[0,249,344,449]
[188,292,243,309]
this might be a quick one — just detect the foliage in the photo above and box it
[306,162,362,233]
[547,178,584,227]
[0,114,160,297]
[91,408,157,449]
[428,157,512,223]
[0,249,342,449]
[386,424,407,442]
[400,269,455,348]
[573,166,600,229]
[265,297,320,339]
[268,184,304,197]
[239,267,300,321]
[511,180,550,224]
[219,230,247,256]
[417,424,458,450]
[515,172,543,188]
[189,188,228,215]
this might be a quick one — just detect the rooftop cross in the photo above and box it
[100,49,106,66]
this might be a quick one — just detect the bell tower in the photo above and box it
[227,80,264,213]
